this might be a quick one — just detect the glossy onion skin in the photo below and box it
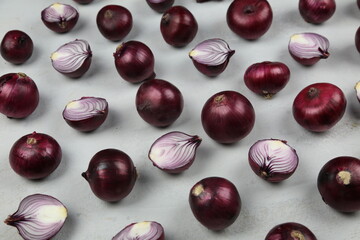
[146,0,174,13]
[265,222,318,240]
[201,91,255,144]
[136,79,184,127]
[226,0,273,40]
[1,30,33,64]
[189,177,241,231]
[9,132,62,180]
[82,149,137,202]
[299,0,336,24]
[356,27,360,53]
[160,6,198,47]
[292,83,346,132]
[317,156,360,212]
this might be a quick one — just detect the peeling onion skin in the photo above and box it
[299,0,336,24]
[1,30,33,64]
[41,3,79,33]
[112,221,165,240]
[356,27,360,53]
[265,222,318,240]
[317,156,360,212]
[5,194,68,240]
[146,0,174,13]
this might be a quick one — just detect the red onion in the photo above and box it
[356,27,360,53]
[201,90,255,144]
[160,6,198,47]
[288,33,329,66]
[299,0,336,24]
[146,0,174,13]
[62,97,108,132]
[189,38,235,77]
[114,41,155,83]
[73,0,93,4]
[226,0,273,40]
[1,30,33,64]
[244,61,290,98]
[265,222,317,240]
[82,149,137,202]
[355,81,360,102]
[96,5,133,41]
[317,156,360,212]
[9,132,62,180]
[112,221,165,240]
[189,177,241,231]
[41,3,79,33]
[248,139,299,182]
[136,79,184,127]
[0,73,39,119]
[51,39,92,78]
[148,131,202,173]
[358,0,360,9]
[5,194,68,240]
[292,82,346,132]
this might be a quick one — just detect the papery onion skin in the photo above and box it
[160,6,198,47]
[114,41,155,83]
[146,0,174,13]
[265,222,318,240]
[136,79,184,127]
[9,132,62,180]
[97,5,133,41]
[51,39,92,78]
[1,30,33,64]
[292,82,346,132]
[299,0,336,24]
[82,149,137,202]
[148,131,202,173]
[356,27,360,53]
[201,90,255,144]
[189,177,241,231]
[73,0,93,4]
[112,221,165,240]
[0,73,39,119]
[63,97,108,132]
[248,139,299,182]
[41,3,79,33]
[317,156,360,212]
[244,61,290,98]
[189,38,235,77]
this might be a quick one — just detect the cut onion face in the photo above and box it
[112,221,165,240]
[41,3,79,33]
[355,81,360,102]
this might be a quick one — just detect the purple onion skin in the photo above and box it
[317,156,360,212]
[9,132,62,180]
[299,0,336,24]
[146,0,175,13]
[136,79,184,127]
[73,0,93,4]
[358,0,360,9]
[265,222,318,240]
[41,4,79,33]
[356,27,360,53]
[1,30,33,64]
[189,177,241,231]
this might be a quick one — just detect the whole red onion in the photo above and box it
[73,0,93,4]
[226,0,273,40]
[201,90,255,144]
[265,222,317,240]
[317,156,360,212]
[299,0,336,24]
[41,3,79,33]
[1,30,33,64]
[9,132,62,180]
[356,27,360,53]
[0,73,39,119]
[146,0,174,13]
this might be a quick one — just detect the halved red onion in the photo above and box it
[265,222,317,240]
[248,139,299,182]
[51,39,92,78]
[41,3,79,33]
[5,194,67,240]
[148,131,202,173]
[63,97,108,132]
[288,32,329,66]
[355,82,360,102]
[189,38,235,77]
[112,221,165,240]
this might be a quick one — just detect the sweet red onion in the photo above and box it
[356,27,360,53]
[1,30,33,64]
[288,33,329,66]
[244,61,290,98]
[299,0,336,24]
[73,0,93,4]
[9,132,62,180]
[0,73,39,119]
[41,3,79,33]
[136,79,184,127]
[112,221,165,240]
[5,194,67,240]
[292,82,346,132]
[63,97,108,132]
[114,41,155,83]
[96,5,132,41]
[82,149,137,202]
[355,81,360,102]
[265,222,317,240]
[201,90,255,144]
[189,38,235,77]
[189,177,241,231]
[160,6,198,47]
[148,131,202,173]
[248,139,299,182]
[226,0,273,40]
[51,39,92,78]
[317,156,360,212]
[146,0,174,13]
